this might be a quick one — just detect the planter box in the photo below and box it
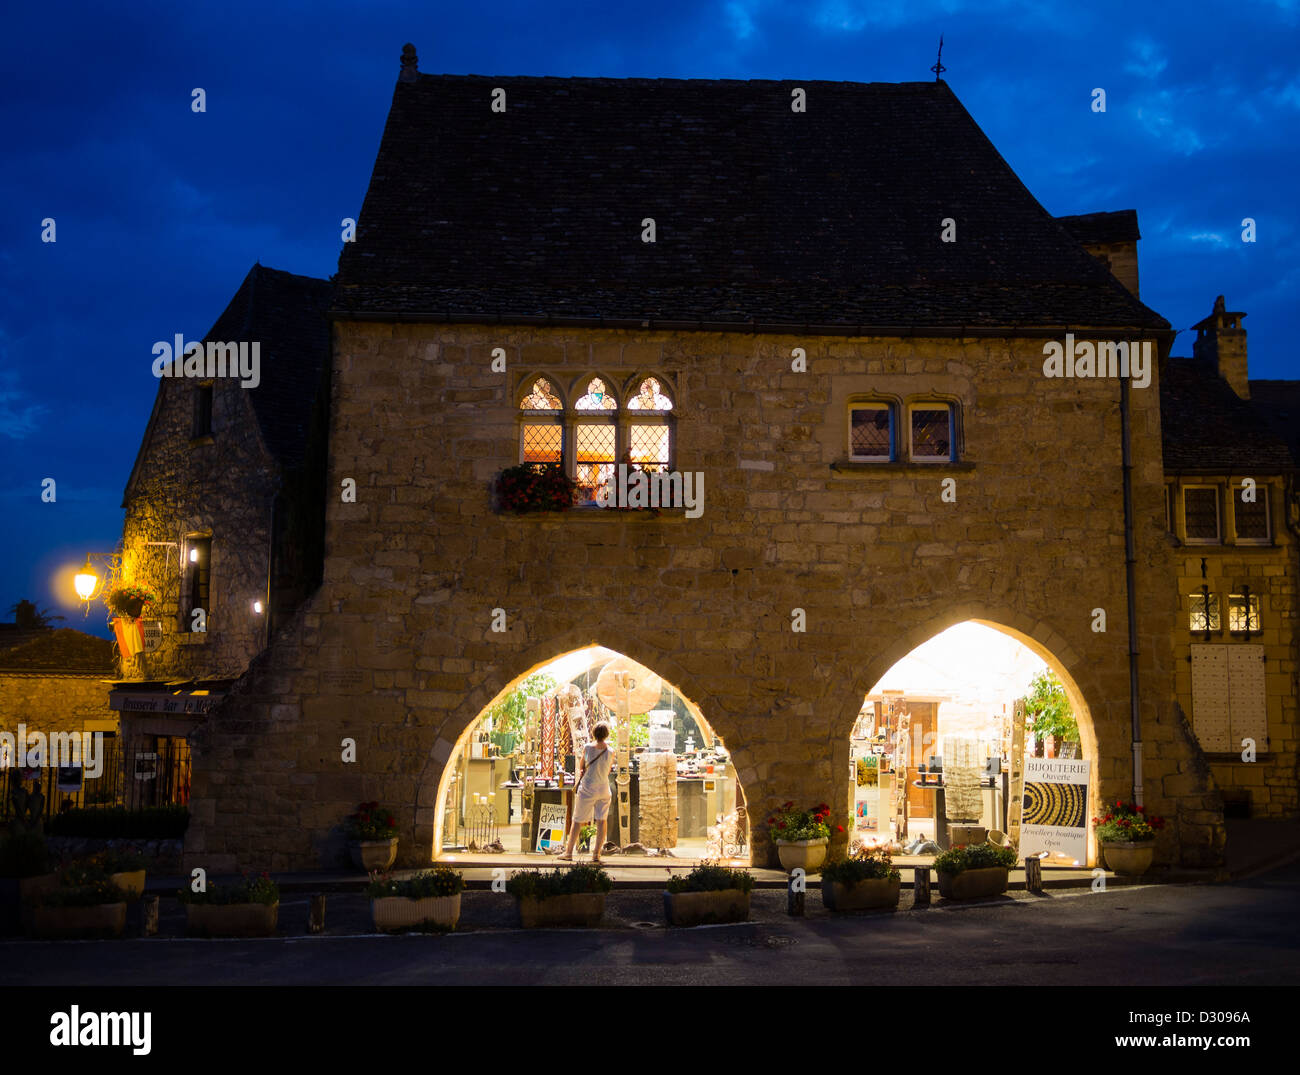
[663,889,750,927]
[774,838,828,874]
[185,901,279,937]
[937,867,1009,900]
[1101,840,1155,877]
[18,872,58,931]
[516,892,606,928]
[110,870,146,901]
[349,839,398,873]
[0,879,20,937]
[372,893,461,932]
[821,877,901,912]
[33,902,126,939]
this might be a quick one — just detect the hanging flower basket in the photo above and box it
[106,585,156,621]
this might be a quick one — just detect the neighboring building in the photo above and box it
[1057,209,1141,299]
[1160,297,1300,819]
[172,56,1242,873]
[110,264,332,777]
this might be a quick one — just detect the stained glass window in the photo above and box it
[575,378,616,411]
[626,377,673,411]
[520,377,562,410]
[521,421,562,465]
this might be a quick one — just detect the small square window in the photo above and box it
[1183,487,1220,543]
[1189,593,1220,633]
[1233,487,1269,543]
[849,405,893,461]
[910,405,953,462]
[1228,594,1260,634]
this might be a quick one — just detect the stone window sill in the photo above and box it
[830,460,975,476]
[498,507,690,522]
[176,632,210,645]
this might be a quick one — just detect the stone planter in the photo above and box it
[185,902,279,937]
[33,902,127,939]
[18,872,58,931]
[372,893,461,932]
[1101,840,1155,877]
[349,839,398,873]
[0,879,21,936]
[821,876,901,912]
[936,867,1010,901]
[110,870,146,901]
[663,889,750,927]
[774,838,828,874]
[515,892,606,928]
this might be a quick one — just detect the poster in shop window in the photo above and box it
[1019,758,1090,864]
[535,802,567,852]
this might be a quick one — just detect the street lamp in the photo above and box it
[73,556,100,601]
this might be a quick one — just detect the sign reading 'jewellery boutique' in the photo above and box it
[1020,758,1091,864]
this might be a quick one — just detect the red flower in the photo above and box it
[766,817,775,825]
[782,801,794,809]
[1136,805,1144,813]
[386,815,395,826]
[778,821,786,829]
[836,825,845,833]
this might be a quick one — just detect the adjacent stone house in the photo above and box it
[168,57,1249,873]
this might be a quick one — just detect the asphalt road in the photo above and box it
[4,860,1298,986]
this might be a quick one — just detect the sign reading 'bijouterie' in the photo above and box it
[1020,757,1091,864]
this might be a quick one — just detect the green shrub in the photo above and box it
[665,863,754,894]
[177,872,279,906]
[46,806,189,839]
[366,867,464,899]
[822,849,900,886]
[506,864,612,900]
[932,843,1017,876]
[0,831,50,878]
[40,880,125,908]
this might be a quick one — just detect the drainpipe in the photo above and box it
[1120,376,1143,807]
[264,481,282,650]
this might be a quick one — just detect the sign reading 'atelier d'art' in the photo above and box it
[1020,758,1091,863]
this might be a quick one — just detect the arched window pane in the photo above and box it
[575,378,616,411]
[520,377,562,410]
[626,376,673,411]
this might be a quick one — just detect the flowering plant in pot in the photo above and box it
[821,848,902,912]
[34,875,128,939]
[932,843,1017,900]
[663,862,753,926]
[1094,801,1164,876]
[177,870,279,937]
[507,864,611,927]
[344,801,399,871]
[105,585,156,620]
[367,867,464,932]
[495,463,578,513]
[766,801,834,873]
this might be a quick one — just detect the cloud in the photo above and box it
[1133,89,1206,155]
[1124,38,1168,80]
[725,0,759,39]
[0,366,49,440]
[1181,231,1233,248]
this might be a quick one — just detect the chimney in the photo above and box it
[399,43,419,83]
[1192,295,1249,399]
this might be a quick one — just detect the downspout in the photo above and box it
[264,480,282,650]
[1120,376,1143,806]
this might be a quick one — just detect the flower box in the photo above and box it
[349,838,398,872]
[936,866,1009,900]
[110,869,146,901]
[1101,840,1155,877]
[372,893,461,932]
[185,901,279,937]
[663,889,750,927]
[821,877,901,912]
[774,837,828,873]
[516,892,606,928]
[33,902,126,939]
[18,872,58,931]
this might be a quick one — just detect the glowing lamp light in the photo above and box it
[189,547,199,563]
[252,600,264,614]
[73,558,99,601]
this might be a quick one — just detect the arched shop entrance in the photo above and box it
[435,646,750,865]
[849,621,1098,868]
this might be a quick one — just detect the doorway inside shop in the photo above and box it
[849,621,1094,868]
[434,646,750,866]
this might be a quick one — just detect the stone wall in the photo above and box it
[183,323,1222,873]
[0,673,118,743]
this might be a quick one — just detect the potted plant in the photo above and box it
[94,847,148,900]
[495,463,578,513]
[506,864,611,928]
[178,871,280,937]
[0,829,54,936]
[932,843,1018,900]
[821,847,902,911]
[1095,801,1165,876]
[368,867,464,932]
[33,876,127,939]
[576,824,596,853]
[664,863,753,926]
[106,584,156,620]
[1020,669,1079,758]
[766,801,834,873]
[344,801,399,871]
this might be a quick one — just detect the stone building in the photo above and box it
[154,57,1254,874]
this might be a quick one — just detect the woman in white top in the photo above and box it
[559,722,614,862]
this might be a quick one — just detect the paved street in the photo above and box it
[4,860,1297,987]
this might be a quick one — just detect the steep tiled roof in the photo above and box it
[1160,359,1295,472]
[335,76,1169,333]
[202,265,333,468]
[0,625,49,652]
[1056,209,1141,245]
[0,628,115,674]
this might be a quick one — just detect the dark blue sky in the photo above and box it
[2,0,1296,635]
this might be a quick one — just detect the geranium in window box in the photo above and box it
[495,463,578,513]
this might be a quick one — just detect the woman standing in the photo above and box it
[559,722,614,862]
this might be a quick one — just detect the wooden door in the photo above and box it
[905,703,937,819]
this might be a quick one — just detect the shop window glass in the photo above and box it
[575,423,616,504]
[1189,593,1220,633]
[575,378,617,411]
[1228,594,1260,634]
[520,378,562,410]
[626,377,673,411]
[1183,487,1220,543]
[1233,488,1269,543]
[910,404,953,461]
[849,404,893,461]
[629,423,671,470]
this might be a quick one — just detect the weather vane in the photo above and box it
[931,34,946,81]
